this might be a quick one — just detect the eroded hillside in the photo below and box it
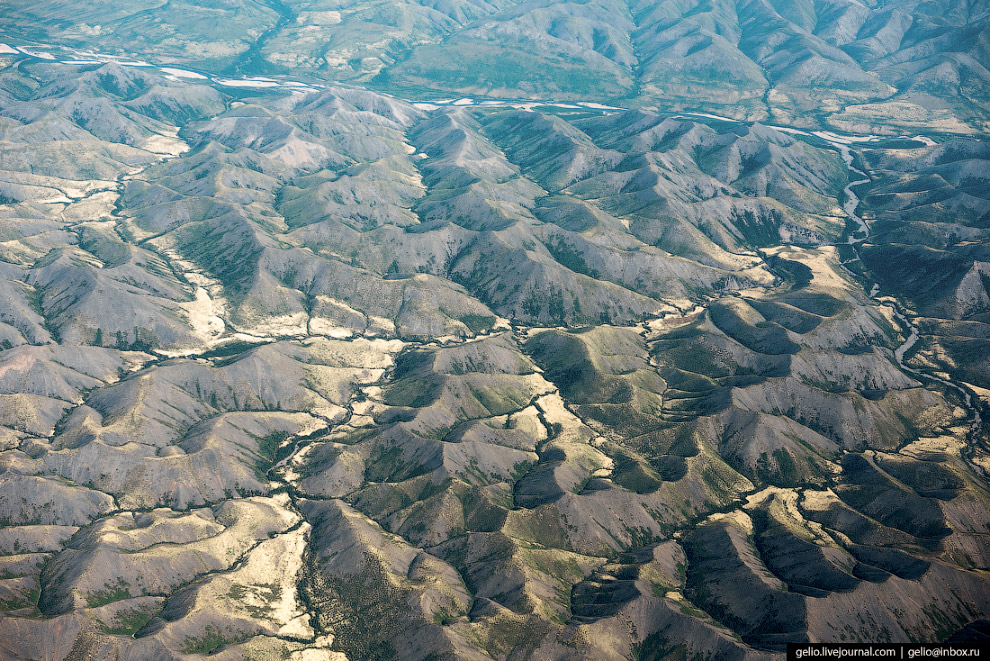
[0,50,987,661]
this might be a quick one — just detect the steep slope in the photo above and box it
[0,43,987,661]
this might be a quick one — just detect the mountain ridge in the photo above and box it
[0,8,987,661]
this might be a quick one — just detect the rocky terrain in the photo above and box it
[0,3,988,660]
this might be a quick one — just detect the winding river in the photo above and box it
[4,38,985,471]
[826,138,986,473]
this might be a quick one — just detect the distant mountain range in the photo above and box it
[0,3,988,660]
[3,0,989,134]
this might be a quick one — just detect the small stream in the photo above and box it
[5,36,984,468]
[224,0,297,78]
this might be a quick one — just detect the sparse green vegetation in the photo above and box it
[85,579,132,608]
[253,430,292,479]
[98,606,157,636]
[182,624,248,655]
